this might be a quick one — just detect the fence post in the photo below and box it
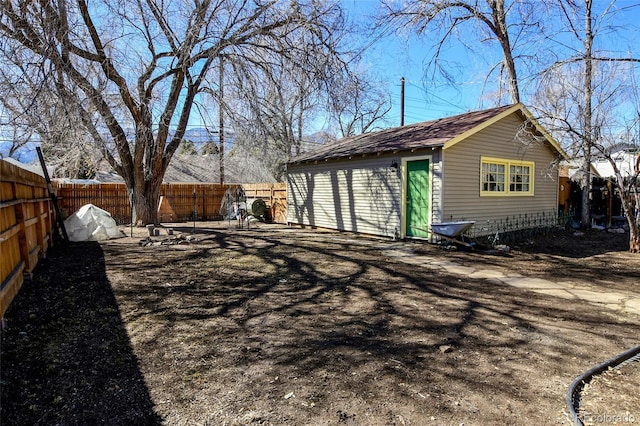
[192,190,197,233]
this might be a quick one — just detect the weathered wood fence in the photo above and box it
[53,182,287,224]
[1,160,56,319]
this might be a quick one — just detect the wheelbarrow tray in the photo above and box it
[430,221,475,238]
[431,221,475,249]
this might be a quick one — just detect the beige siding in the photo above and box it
[287,157,402,237]
[442,113,559,233]
[430,151,443,227]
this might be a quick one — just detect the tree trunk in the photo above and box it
[132,179,161,226]
[626,185,639,253]
[492,0,520,103]
[581,149,592,228]
[631,229,640,253]
[622,192,639,253]
[581,0,594,229]
[634,154,640,253]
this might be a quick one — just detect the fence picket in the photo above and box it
[52,182,287,224]
[1,160,55,319]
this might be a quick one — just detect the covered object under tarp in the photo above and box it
[64,204,122,242]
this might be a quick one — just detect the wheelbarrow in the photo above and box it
[412,221,476,249]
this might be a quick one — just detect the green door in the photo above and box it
[406,159,430,238]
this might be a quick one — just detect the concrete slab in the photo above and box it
[532,288,576,299]
[557,281,579,289]
[443,265,477,275]
[469,269,505,279]
[384,249,410,257]
[400,257,428,265]
[501,277,561,290]
[383,245,639,318]
[425,256,458,266]
[569,289,625,304]
[624,298,640,316]
[504,273,524,279]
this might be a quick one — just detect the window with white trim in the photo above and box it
[481,157,534,196]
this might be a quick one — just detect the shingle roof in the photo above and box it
[289,104,518,163]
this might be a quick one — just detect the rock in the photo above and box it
[139,237,154,247]
[284,392,295,399]
[607,228,625,234]
[495,244,510,253]
[439,345,453,353]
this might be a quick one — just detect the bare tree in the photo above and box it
[0,43,100,176]
[0,0,345,224]
[379,0,545,105]
[325,65,392,137]
[201,2,396,182]
[0,44,39,159]
[0,108,36,161]
[596,126,640,253]
[219,53,316,181]
[533,0,640,251]
[223,54,391,179]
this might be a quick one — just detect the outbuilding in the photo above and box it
[287,103,567,239]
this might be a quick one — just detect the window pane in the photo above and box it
[482,160,510,193]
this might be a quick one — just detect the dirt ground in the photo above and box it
[1,222,639,425]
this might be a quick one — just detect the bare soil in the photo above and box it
[1,222,639,425]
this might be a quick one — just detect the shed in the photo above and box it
[287,103,567,239]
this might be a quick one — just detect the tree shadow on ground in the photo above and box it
[419,229,639,290]
[0,242,161,425]
[101,225,640,424]
[5,224,638,425]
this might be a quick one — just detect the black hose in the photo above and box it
[567,343,640,425]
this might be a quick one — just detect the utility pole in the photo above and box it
[400,77,405,127]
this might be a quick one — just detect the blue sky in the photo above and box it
[340,0,640,128]
[340,0,501,127]
[4,1,640,161]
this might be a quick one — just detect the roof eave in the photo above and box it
[441,103,570,161]
[288,145,444,166]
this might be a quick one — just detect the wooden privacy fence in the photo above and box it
[1,160,55,319]
[242,183,287,224]
[53,182,287,224]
